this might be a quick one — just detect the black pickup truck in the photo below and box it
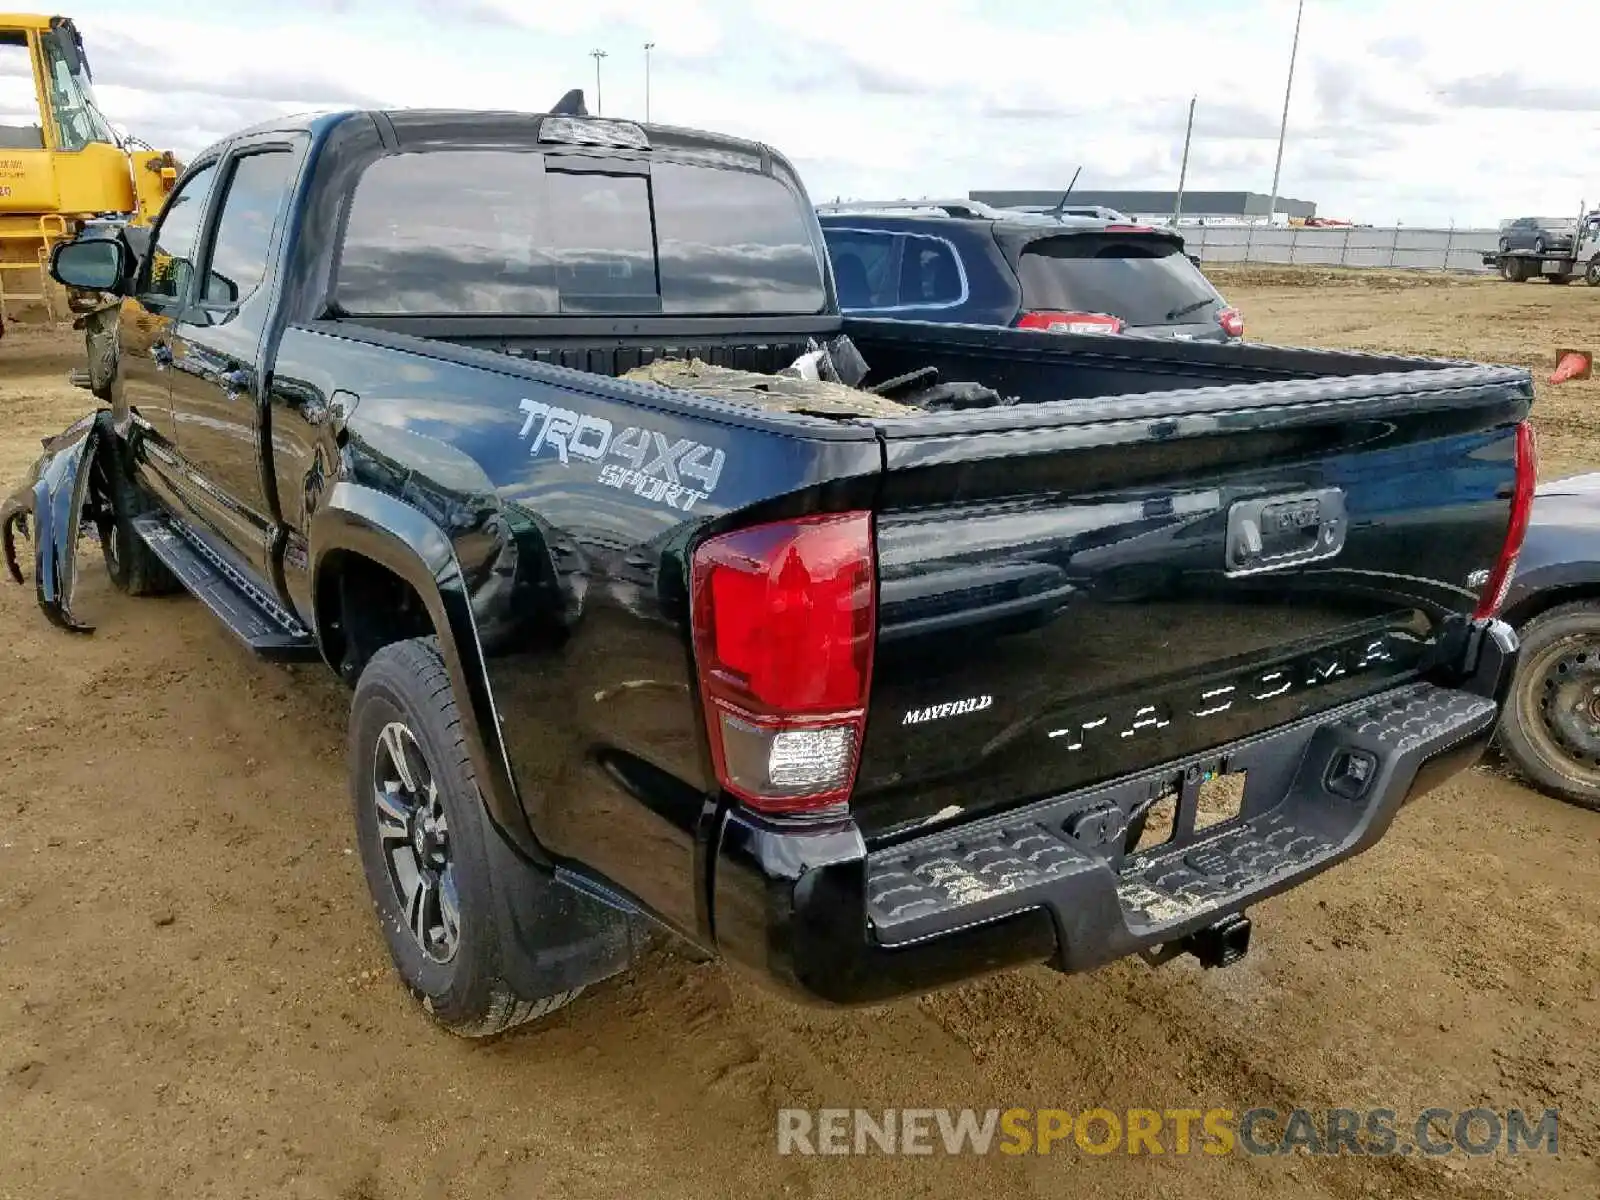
[3,104,1532,1035]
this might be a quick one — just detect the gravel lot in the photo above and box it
[1,270,1598,1199]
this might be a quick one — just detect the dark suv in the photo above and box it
[818,208,1242,342]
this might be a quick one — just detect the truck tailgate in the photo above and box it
[853,366,1532,842]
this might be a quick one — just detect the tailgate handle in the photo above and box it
[1225,488,1346,574]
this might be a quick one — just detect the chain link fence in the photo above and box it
[1183,225,1500,273]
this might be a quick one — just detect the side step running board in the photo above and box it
[131,514,318,661]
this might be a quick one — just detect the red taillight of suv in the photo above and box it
[690,512,875,814]
[1016,310,1125,335]
[1218,307,1245,338]
[1474,421,1538,620]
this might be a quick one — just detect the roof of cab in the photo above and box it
[192,108,779,173]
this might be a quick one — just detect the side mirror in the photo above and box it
[204,271,239,305]
[50,238,130,295]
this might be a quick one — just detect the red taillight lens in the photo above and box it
[1016,310,1125,335]
[690,512,875,813]
[1474,421,1538,619]
[1103,223,1155,233]
[1218,306,1245,338]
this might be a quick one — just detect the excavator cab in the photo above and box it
[1,13,175,328]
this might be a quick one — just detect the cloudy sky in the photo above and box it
[4,0,1597,226]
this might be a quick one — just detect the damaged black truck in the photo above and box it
[3,106,1533,1034]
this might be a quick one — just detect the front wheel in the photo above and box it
[90,439,177,596]
[350,637,584,1035]
[1585,259,1600,286]
[1497,602,1600,811]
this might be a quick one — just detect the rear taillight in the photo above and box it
[1474,421,1538,619]
[1017,310,1125,335]
[690,512,875,814]
[1218,307,1245,338]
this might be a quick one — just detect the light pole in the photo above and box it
[1265,0,1304,227]
[590,48,608,115]
[1173,94,1196,225]
[644,42,655,122]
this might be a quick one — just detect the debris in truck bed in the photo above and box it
[621,357,919,418]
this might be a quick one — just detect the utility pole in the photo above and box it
[590,48,608,115]
[644,42,655,122]
[1173,94,1195,225]
[1266,0,1304,228]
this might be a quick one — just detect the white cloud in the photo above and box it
[24,0,1600,226]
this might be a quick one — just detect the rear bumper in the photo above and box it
[710,620,1516,1005]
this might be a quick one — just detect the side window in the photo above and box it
[203,150,296,306]
[824,230,896,309]
[142,162,218,303]
[0,36,45,148]
[898,236,963,306]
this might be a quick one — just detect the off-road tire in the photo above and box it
[1497,602,1600,812]
[92,439,178,596]
[350,637,583,1036]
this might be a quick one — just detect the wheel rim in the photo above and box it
[1519,637,1600,788]
[372,721,461,963]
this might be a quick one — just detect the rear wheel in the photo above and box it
[1497,602,1600,811]
[350,637,584,1035]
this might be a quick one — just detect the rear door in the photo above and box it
[1006,231,1229,341]
[164,138,300,579]
[851,375,1527,841]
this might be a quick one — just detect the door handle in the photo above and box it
[217,367,252,398]
[151,342,173,367]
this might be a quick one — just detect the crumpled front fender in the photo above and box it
[1,411,107,633]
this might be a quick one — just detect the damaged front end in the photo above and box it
[1,411,110,632]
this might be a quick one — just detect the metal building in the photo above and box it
[968,190,1317,221]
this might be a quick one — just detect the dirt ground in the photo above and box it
[2,274,1599,1200]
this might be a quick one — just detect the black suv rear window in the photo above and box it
[336,150,826,316]
[1016,235,1220,327]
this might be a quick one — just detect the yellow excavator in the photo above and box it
[1,13,177,332]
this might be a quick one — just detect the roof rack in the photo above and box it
[815,199,1012,220]
[814,200,1118,227]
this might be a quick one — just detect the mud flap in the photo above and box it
[481,816,648,999]
[1,411,106,633]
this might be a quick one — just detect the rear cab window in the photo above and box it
[1016,234,1222,327]
[335,149,827,316]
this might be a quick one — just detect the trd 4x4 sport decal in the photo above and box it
[518,398,726,512]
